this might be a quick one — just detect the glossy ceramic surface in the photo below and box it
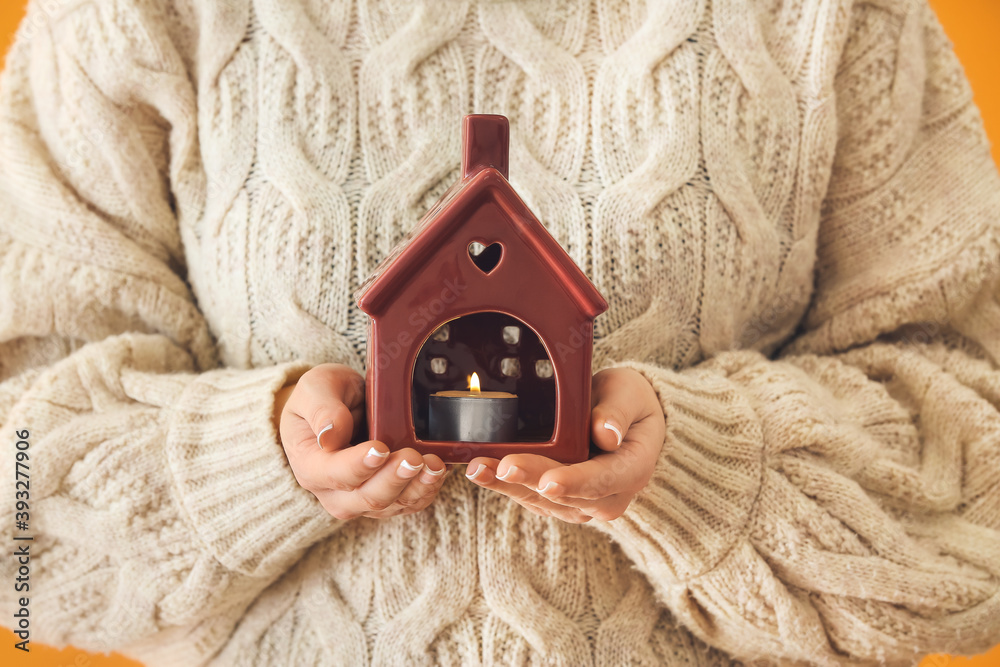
[355,115,607,463]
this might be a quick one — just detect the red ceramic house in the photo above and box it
[354,115,607,464]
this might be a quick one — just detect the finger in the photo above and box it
[540,504,593,523]
[416,453,449,486]
[351,448,426,513]
[466,459,592,523]
[590,369,649,452]
[303,440,394,493]
[532,490,630,523]
[304,363,366,409]
[314,366,366,441]
[488,454,621,514]
[489,453,605,502]
[286,371,360,451]
[280,412,356,492]
[392,454,449,510]
[519,499,593,523]
[536,449,647,501]
[467,456,560,505]
[488,454,561,490]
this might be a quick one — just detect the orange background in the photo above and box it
[1,0,999,665]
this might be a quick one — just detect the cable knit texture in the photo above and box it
[1,0,999,665]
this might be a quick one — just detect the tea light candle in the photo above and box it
[429,373,518,442]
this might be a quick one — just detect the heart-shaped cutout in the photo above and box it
[469,241,502,274]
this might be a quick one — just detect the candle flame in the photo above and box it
[470,372,481,394]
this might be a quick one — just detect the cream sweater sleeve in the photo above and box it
[0,2,341,663]
[588,2,1000,664]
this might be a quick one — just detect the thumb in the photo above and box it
[589,368,646,452]
[285,366,361,451]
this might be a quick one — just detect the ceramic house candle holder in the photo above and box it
[354,115,607,464]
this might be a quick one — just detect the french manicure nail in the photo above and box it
[420,465,446,484]
[496,465,518,481]
[603,421,623,447]
[537,481,562,495]
[316,423,334,449]
[466,463,486,481]
[363,446,389,467]
[398,459,424,478]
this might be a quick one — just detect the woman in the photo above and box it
[1,0,998,664]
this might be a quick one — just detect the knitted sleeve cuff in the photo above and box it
[587,356,765,583]
[164,362,344,576]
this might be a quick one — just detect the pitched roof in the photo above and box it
[354,167,607,319]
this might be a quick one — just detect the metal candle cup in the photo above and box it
[428,373,518,442]
[428,392,518,442]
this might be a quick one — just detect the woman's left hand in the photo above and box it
[465,367,666,523]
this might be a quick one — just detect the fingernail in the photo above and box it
[363,446,389,468]
[496,465,519,481]
[316,423,334,450]
[537,481,563,495]
[466,463,486,481]
[420,465,446,484]
[603,421,623,447]
[398,459,424,478]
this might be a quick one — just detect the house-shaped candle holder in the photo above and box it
[354,115,607,464]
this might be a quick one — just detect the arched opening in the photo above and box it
[411,312,556,442]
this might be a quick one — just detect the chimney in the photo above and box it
[462,114,509,180]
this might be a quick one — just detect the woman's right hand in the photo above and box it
[277,363,451,520]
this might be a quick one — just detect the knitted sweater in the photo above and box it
[1,0,999,664]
